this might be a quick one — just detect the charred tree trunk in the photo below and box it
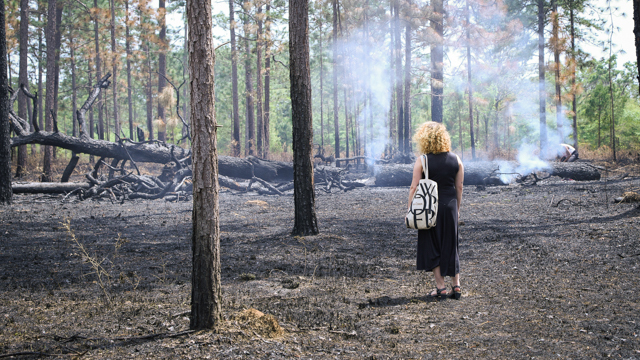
[389,1,395,153]
[53,2,62,147]
[145,42,154,141]
[157,0,167,142]
[290,0,319,235]
[430,0,443,123]
[538,0,547,152]
[15,0,29,178]
[71,34,78,138]
[332,0,340,159]
[42,0,58,182]
[0,0,10,204]
[94,0,104,141]
[319,23,324,150]
[37,12,44,138]
[229,0,241,156]
[187,0,222,330]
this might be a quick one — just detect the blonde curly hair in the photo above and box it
[413,121,451,154]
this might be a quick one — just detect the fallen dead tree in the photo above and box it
[374,161,601,187]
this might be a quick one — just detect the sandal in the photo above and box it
[450,285,461,300]
[426,287,448,301]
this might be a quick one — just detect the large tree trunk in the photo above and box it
[157,0,167,142]
[37,12,44,138]
[332,0,340,159]
[430,0,443,123]
[15,0,29,178]
[319,23,324,149]
[290,0,319,235]
[42,0,58,182]
[0,0,11,204]
[126,0,134,139]
[187,0,222,330]
[538,0,547,152]
[243,16,255,156]
[71,34,78,138]
[53,2,62,149]
[389,1,395,153]
[145,42,153,141]
[229,0,241,156]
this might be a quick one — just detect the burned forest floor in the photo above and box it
[2,165,640,359]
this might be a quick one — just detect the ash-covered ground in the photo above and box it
[1,172,639,359]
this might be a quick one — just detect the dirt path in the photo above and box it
[1,176,639,359]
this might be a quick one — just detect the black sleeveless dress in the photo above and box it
[416,152,460,276]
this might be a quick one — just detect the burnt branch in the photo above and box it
[77,73,112,138]
[20,83,39,132]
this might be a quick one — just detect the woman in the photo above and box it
[408,122,464,300]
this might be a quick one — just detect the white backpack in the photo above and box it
[405,155,438,230]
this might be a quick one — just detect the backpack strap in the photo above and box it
[421,154,429,180]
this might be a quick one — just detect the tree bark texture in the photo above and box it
[0,0,11,204]
[430,0,443,123]
[71,35,78,138]
[263,3,271,160]
[187,0,222,330]
[42,0,58,182]
[552,0,562,140]
[229,0,241,156]
[256,5,264,158]
[15,0,29,178]
[110,0,119,140]
[466,0,475,160]
[570,2,578,151]
[290,0,319,235]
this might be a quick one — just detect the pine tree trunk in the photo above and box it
[16,0,29,178]
[243,17,255,156]
[0,0,11,204]
[157,0,167,142]
[466,0,475,160]
[538,0,547,152]
[394,0,404,153]
[110,0,119,140]
[126,0,134,139]
[229,0,241,156]
[430,0,443,123]
[187,0,222,330]
[319,24,324,149]
[53,3,62,153]
[388,0,395,153]
[256,5,264,158]
[403,0,411,154]
[145,42,154,140]
[94,0,104,140]
[552,0,562,139]
[88,61,94,142]
[38,12,44,139]
[42,0,57,182]
[634,0,640,94]
[570,1,578,150]
[289,0,318,236]
[263,3,271,159]
[332,0,340,158]
[71,35,78,137]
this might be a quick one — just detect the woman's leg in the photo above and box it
[451,273,460,287]
[428,266,448,295]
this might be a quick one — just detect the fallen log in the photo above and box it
[12,182,91,194]
[374,161,601,187]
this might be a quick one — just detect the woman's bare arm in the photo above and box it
[455,155,464,216]
[408,157,423,209]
